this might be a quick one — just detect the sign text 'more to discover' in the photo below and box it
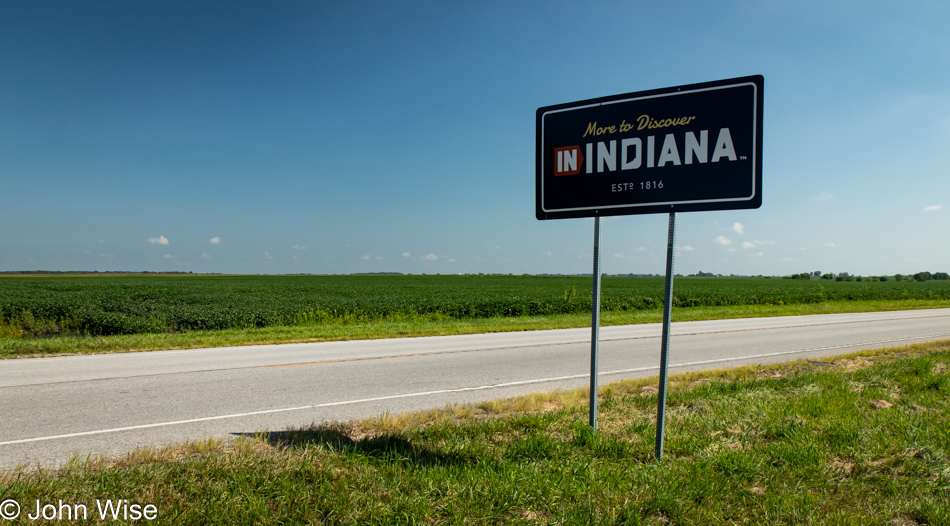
[536,75,763,220]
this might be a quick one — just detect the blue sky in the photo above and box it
[1,1,947,276]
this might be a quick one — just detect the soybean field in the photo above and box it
[2,274,950,337]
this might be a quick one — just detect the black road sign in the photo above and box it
[536,75,763,220]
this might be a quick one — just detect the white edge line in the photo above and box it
[2,333,947,447]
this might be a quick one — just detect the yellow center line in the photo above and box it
[261,354,423,368]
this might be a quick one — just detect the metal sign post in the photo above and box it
[655,212,676,460]
[589,216,602,430]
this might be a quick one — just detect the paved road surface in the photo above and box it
[1,309,948,470]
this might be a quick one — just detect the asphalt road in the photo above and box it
[2,309,949,470]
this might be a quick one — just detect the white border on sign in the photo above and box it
[540,81,759,214]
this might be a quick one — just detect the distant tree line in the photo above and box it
[785,271,949,282]
[0,270,202,275]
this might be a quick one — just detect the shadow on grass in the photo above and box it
[232,424,478,468]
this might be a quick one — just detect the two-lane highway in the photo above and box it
[2,309,948,470]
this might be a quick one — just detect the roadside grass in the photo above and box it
[2,299,949,358]
[3,340,948,524]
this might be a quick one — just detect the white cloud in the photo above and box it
[98,253,114,258]
[376,256,383,261]
[924,204,942,212]
[732,222,744,235]
[265,251,273,259]
[98,239,105,244]
[714,236,732,246]
[682,245,695,251]
[741,241,755,249]
[825,242,836,247]
[800,247,807,251]
[148,235,169,245]
[424,253,438,261]
[612,252,641,260]
[201,253,212,259]
[727,248,736,252]
[756,252,764,257]
[361,255,371,260]
[291,244,306,250]
[162,254,175,259]
[209,237,221,244]
[402,252,411,257]
[448,258,457,263]
[543,251,553,257]
[782,257,796,262]
[637,246,647,252]
[812,192,833,201]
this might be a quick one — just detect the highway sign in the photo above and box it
[536,75,763,220]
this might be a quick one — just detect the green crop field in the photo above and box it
[2,274,949,338]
